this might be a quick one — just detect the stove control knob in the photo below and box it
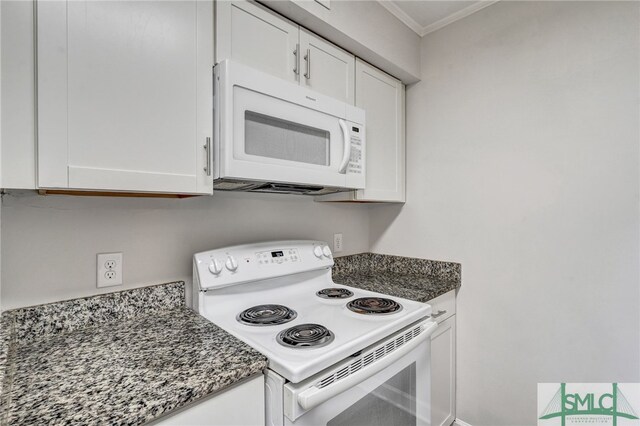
[322,246,332,258]
[225,255,238,272]
[208,259,223,275]
[313,246,323,258]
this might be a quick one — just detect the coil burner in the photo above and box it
[347,297,403,315]
[277,323,335,348]
[237,304,297,326]
[316,288,354,299]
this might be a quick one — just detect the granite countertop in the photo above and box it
[0,282,267,426]
[333,253,461,303]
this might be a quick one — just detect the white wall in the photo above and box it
[370,2,640,425]
[1,190,369,310]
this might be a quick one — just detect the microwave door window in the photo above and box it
[244,111,330,166]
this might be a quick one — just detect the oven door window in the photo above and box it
[283,337,429,426]
[244,111,330,166]
[328,363,416,426]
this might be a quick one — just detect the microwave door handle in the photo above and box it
[296,320,438,411]
[338,119,350,174]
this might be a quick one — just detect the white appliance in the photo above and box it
[212,61,366,196]
[193,241,438,426]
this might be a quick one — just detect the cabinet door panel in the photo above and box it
[37,0,68,188]
[299,28,355,104]
[216,0,298,83]
[355,59,405,202]
[431,315,456,426]
[1,0,37,189]
[37,0,213,194]
[152,374,265,426]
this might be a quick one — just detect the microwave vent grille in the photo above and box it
[214,179,346,196]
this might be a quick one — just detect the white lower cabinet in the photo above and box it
[430,291,457,426]
[151,374,265,426]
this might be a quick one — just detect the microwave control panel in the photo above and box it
[347,124,364,175]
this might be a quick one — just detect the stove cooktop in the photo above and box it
[196,274,430,382]
[193,241,431,383]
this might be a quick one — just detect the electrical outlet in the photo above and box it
[97,252,123,288]
[333,233,343,253]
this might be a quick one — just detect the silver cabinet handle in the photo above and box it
[304,48,311,79]
[431,309,447,319]
[293,44,300,75]
[204,137,212,176]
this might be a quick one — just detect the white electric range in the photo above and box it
[193,241,437,426]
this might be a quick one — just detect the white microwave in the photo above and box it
[212,60,365,195]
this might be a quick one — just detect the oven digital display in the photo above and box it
[352,127,360,133]
[271,251,284,258]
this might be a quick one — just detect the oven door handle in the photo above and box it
[296,320,438,411]
[338,119,351,174]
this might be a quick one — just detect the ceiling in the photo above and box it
[378,1,499,37]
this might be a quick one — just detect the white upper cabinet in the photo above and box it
[316,59,405,203]
[216,0,299,84]
[354,59,405,202]
[1,0,37,190]
[216,1,355,104]
[37,0,214,194]
[299,28,355,104]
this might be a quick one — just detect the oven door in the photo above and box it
[214,60,365,189]
[283,320,437,426]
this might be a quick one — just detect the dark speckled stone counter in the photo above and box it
[333,253,461,303]
[0,282,267,426]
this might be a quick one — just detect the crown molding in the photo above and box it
[377,0,424,35]
[378,0,500,37]
[422,1,499,36]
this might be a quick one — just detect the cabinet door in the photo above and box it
[299,28,355,104]
[153,374,265,426]
[354,59,405,202]
[37,0,213,194]
[1,0,37,189]
[431,315,456,426]
[216,0,299,83]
